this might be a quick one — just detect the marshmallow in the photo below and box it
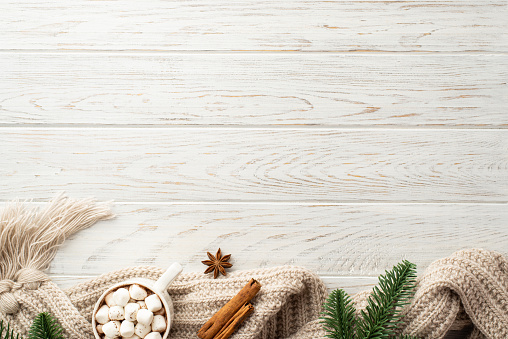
[102,320,121,338]
[113,288,131,307]
[129,284,148,300]
[122,335,141,339]
[134,322,151,338]
[104,292,117,307]
[95,305,110,324]
[145,333,162,339]
[145,294,162,312]
[109,305,125,320]
[124,302,140,322]
[97,283,169,339]
[151,315,166,333]
[120,320,135,337]
[136,309,153,326]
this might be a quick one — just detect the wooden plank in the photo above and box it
[0,1,506,52]
[321,277,378,294]
[43,203,508,277]
[1,53,507,127]
[1,128,507,202]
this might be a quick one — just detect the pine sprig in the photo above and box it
[321,260,419,339]
[321,289,356,339]
[28,313,64,339]
[0,320,20,339]
[357,260,417,338]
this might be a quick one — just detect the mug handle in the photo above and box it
[153,262,183,294]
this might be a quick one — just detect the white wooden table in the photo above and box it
[0,1,507,334]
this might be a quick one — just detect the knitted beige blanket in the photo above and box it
[1,197,507,339]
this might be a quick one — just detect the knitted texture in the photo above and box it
[282,248,508,339]
[1,197,507,339]
[0,265,328,339]
[396,248,508,338]
[354,250,507,338]
[1,249,507,339]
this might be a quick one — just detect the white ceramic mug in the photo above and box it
[92,262,183,339]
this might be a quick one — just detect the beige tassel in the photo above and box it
[0,194,113,314]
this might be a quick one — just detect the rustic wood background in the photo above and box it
[1,1,507,336]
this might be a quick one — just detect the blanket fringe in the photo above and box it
[0,194,113,314]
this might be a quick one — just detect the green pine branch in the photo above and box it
[0,320,20,339]
[357,260,417,338]
[1,312,65,339]
[28,313,64,339]
[321,260,420,339]
[321,289,356,339]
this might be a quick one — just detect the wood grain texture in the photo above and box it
[1,128,506,202]
[0,1,506,52]
[1,0,506,337]
[1,53,507,127]
[45,203,508,277]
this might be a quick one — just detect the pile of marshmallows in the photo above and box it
[95,284,167,339]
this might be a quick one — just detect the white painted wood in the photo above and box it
[1,53,507,127]
[1,3,506,336]
[0,1,506,52]
[1,128,506,202]
[321,277,378,294]
[44,203,508,277]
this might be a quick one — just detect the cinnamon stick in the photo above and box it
[197,278,261,339]
[214,303,254,339]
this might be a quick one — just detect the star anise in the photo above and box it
[202,248,233,279]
